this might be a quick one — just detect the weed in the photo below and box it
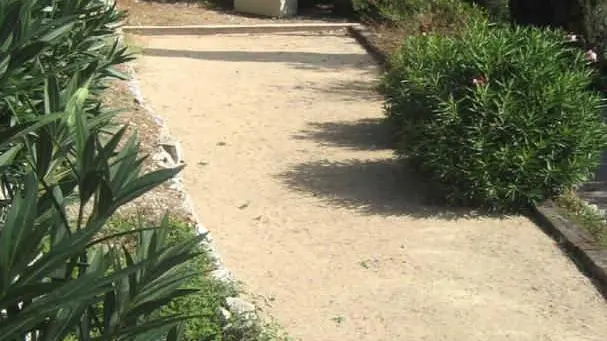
[555,191,607,248]
[331,315,345,325]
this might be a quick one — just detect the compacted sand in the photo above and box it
[134,31,607,341]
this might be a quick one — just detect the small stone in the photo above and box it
[153,115,164,126]
[211,268,233,283]
[194,223,209,235]
[152,149,177,169]
[217,307,232,323]
[152,149,170,161]
[159,140,183,165]
[225,297,256,317]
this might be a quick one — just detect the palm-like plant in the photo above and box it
[0,1,206,340]
[0,86,203,341]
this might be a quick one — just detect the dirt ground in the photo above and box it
[132,31,607,341]
[101,65,192,223]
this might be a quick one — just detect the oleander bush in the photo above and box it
[383,18,607,211]
[0,0,205,340]
[0,0,133,194]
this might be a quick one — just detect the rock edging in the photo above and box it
[122,22,359,36]
[532,201,607,297]
[347,24,388,69]
[121,59,260,329]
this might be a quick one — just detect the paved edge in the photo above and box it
[532,201,607,297]
[347,23,607,298]
[123,22,359,35]
[346,25,388,69]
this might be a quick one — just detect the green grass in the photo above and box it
[105,214,293,340]
[106,215,270,341]
[162,217,238,341]
[106,215,235,340]
[554,191,607,248]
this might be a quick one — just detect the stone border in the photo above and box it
[123,22,359,36]
[532,201,607,296]
[346,25,388,68]
[121,49,258,327]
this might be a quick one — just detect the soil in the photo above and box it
[132,31,607,341]
[117,0,349,26]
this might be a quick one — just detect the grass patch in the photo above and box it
[106,215,236,340]
[554,191,607,248]
[105,215,293,340]
[105,214,295,341]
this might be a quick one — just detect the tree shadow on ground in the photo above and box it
[278,158,489,219]
[292,118,392,151]
[283,114,501,219]
[308,78,384,102]
[142,47,376,72]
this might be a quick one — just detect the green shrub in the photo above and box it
[0,0,132,197]
[0,1,205,340]
[468,0,509,22]
[0,84,197,341]
[354,0,486,36]
[383,19,607,211]
[508,0,607,58]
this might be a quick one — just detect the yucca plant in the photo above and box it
[0,0,132,197]
[0,82,203,341]
[0,1,207,340]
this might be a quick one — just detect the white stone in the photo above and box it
[225,297,256,317]
[211,268,233,283]
[217,307,232,323]
[158,137,184,165]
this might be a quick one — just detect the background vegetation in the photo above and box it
[383,18,606,210]
[365,1,607,215]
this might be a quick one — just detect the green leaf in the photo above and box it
[38,22,75,42]
[44,76,61,115]
[87,227,157,249]
[0,173,38,296]
[0,113,62,148]
[0,143,22,168]
[0,54,10,76]
[114,166,183,209]
[8,41,47,70]
[35,128,54,179]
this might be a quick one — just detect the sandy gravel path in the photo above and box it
[134,31,607,341]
